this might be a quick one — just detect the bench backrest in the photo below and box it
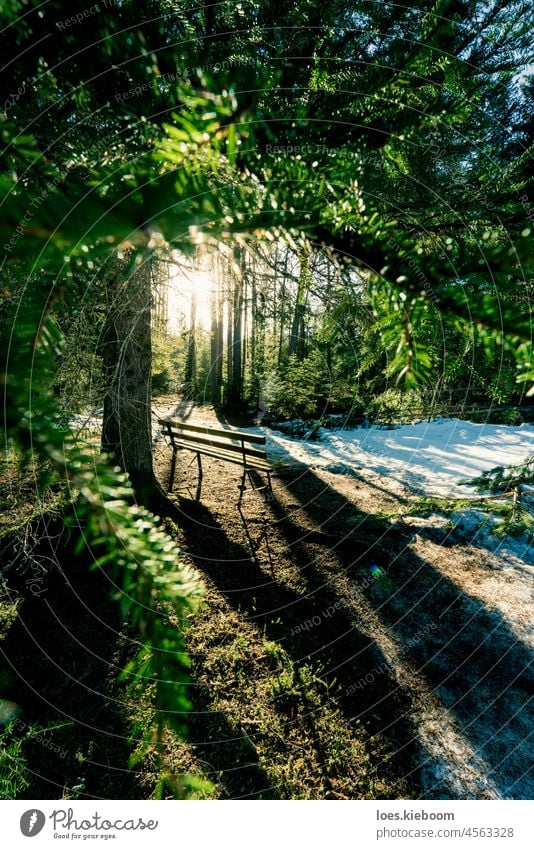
[158,418,267,463]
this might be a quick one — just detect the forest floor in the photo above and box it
[0,402,531,800]
[151,402,533,800]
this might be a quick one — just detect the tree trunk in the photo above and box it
[210,284,219,406]
[325,260,333,374]
[277,246,290,365]
[241,255,247,382]
[101,255,162,507]
[278,278,286,366]
[184,293,197,398]
[289,301,306,359]
[228,248,244,405]
[217,284,224,392]
[288,251,310,360]
[226,268,233,391]
[250,270,256,385]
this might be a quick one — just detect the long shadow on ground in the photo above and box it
[185,680,280,799]
[269,467,534,799]
[163,434,533,798]
[0,518,142,799]
[172,492,418,798]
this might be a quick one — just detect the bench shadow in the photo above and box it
[171,490,418,798]
[271,466,534,799]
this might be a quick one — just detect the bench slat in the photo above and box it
[173,440,271,470]
[158,417,266,445]
[169,431,267,461]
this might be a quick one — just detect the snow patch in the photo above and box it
[262,418,534,499]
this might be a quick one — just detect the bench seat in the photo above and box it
[158,417,272,500]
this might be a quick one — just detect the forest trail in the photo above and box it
[153,408,533,800]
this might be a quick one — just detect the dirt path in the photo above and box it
[154,419,533,800]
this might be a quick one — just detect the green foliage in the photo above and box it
[366,389,431,425]
[264,351,330,419]
[462,456,534,495]
[370,284,435,388]
[491,503,534,541]
[461,455,534,541]
[408,491,533,541]
[408,496,473,516]
[152,329,182,395]
[0,719,73,799]
[54,319,104,414]
[0,728,30,799]
[155,771,215,801]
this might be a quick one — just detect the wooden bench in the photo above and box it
[158,418,273,503]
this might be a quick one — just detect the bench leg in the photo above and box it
[194,453,203,501]
[237,469,273,505]
[168,448,178,492]
[237,503,275,576]
[237,467,247,508]
[263,517,275,577]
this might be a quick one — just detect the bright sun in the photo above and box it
[167,257,214,333]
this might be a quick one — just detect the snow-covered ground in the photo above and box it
[262,418,534,499]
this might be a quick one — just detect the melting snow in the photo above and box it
[262,418,534,499]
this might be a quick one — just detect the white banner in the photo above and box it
[1,800,532,848]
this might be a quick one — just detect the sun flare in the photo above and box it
[167,257,214,333]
